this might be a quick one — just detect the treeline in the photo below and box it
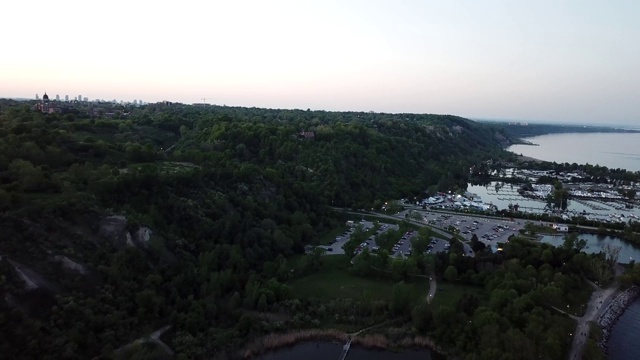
[492,122,640,138]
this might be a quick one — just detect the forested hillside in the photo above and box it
[0,100,514,359]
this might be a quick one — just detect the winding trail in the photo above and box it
[112,325,173,358]
[427,274,437,304]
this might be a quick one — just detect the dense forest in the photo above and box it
[1,100,634,360]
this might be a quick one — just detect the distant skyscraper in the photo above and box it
[78,95,82,101]
[36,94,40,100]
[65,95,69,102]
[55,94,60,101]
[83,97,88,102]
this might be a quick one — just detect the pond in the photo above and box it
[257,341,435,360]
[539,233,640,264]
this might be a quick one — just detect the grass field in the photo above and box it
[289,255,428,302]
[429,283,486,309]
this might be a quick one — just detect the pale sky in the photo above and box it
[2,0,639,124]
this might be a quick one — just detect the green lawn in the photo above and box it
[429,283,486,309]
[289,255,428,302]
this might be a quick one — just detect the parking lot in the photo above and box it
[356,222,399,254]
[419,211,524,251]
[387,229,416,258]
[318,220,380,255]
[317,215,502,259]
[331,220,454,259]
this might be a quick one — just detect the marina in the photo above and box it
[466,181,640,224]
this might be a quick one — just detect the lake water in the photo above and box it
[507,132,640,172]
[257,341,434,360]
[539,234,640,264]
[607,298,640,360]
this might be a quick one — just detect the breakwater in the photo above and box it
[597,286,640,352]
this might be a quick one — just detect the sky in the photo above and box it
[2,0,639,125]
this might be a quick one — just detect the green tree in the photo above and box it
[444,265,458,282]
[390,281,412,315]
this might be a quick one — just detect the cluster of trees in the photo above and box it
[421,234,613,359]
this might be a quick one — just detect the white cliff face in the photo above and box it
[134,227,153,246]
[126,232,135,247]
[8,260,55,291]
[99,215,129,247]
[53,255,87,275]
[13,265,38,290]
[98,215,153,249]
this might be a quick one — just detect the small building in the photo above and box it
[552,224,569,232]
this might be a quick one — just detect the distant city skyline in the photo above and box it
[2,1,640,126]
[27,91,144,105]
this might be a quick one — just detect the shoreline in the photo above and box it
[514,154,545,163]
[597,285,640,352]
[240,328,447,359]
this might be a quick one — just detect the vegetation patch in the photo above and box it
[289,255,427,302]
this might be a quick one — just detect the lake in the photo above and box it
[257,341,434,360]
[539,234,640,264]
[607,298,640,360]
[507,132,640,172]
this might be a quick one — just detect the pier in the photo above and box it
[339,338,351,360]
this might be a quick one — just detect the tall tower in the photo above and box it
[40,92,50,113]
[65,95,69,102]
[36,94,40,100]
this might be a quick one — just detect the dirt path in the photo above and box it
[568,283,620,360]
[427,274,436,304]
[112,324,173,358]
